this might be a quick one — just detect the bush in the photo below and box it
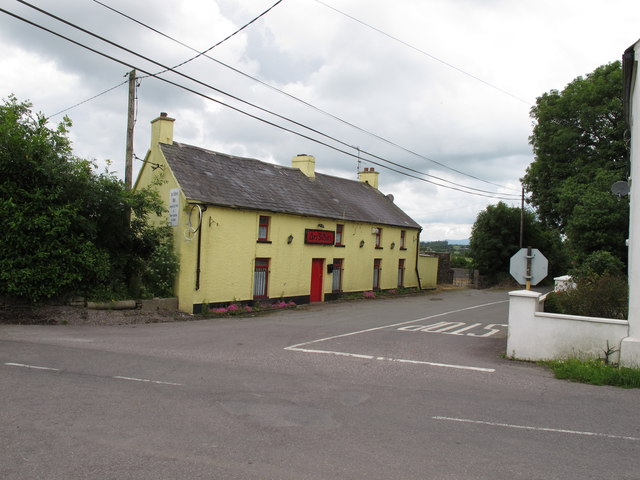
[544,273,628,319]
[0,96,173,303]
[139,226,179,298]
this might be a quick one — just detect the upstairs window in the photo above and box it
[335,224,344,246]
[375,227,383,249]
[400,230,407,250]
[258,215,270,242]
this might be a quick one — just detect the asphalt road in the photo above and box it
[1,288,639,479]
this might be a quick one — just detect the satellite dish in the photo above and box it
[387,194,395,202]
[611,181,630,197]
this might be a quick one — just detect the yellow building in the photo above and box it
[135,113,429,313]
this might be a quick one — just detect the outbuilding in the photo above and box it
[135,113,430,313]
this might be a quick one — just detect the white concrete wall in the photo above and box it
[507,290,629,363]
[621,38,640,366]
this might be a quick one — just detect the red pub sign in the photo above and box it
[304,229,335,245]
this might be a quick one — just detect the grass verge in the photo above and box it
[543,358,640,388]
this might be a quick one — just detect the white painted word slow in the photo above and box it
[398,322,507,337]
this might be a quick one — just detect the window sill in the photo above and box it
[334,244,345,248]
[375,246,384,250]
[400,247,407,251]
[257,240,272,244]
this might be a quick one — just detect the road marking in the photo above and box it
[285,300,507,373]
[398,322,508,337]
[112,376,183,386]
[286,300,508,350]
[432,416,640,441]
[4,362,60,371]
[4,363,182,386]
[289,347,495,372]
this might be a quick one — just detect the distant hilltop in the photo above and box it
[447,239,469,246]
[420,239,470,251]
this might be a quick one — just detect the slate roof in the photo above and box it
[161,142,421,229]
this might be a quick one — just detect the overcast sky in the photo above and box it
[1,0,638,241]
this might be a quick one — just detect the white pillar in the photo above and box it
[621,39,640,367]
[507,290,542,360]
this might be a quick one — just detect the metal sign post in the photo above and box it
[510,247,548,288]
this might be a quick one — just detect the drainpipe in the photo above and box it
[415,229,422,290]
[187,204,207,291]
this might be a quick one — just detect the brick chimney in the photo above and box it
[292,154,316,178]
[358,167,379,189]
[150,112,174,147]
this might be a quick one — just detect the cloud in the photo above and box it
[1,0,636,241]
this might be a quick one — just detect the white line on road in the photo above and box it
[285,300,506,373]
[286,300,508,350]
[113,376,183,386]
[4,362,182,386]
[4,362,60,371]
[432,416,640,441]
[289,347,495,372]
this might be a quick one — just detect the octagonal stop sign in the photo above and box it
[509,248,548,286]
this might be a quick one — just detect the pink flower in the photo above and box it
[363,291,376,299]
[227,304,239,311]
[213,307,228,314]
[287,300,296,306]
[244,306,253,313]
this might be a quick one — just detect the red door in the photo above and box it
[310,258,324,302]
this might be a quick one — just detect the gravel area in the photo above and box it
[0,304,190,326]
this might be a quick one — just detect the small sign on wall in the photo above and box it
[168,188,180,226]
[305,229,335,245]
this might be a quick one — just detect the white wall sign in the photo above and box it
[168,188,180,226]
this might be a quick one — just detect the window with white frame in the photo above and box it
[373,258,381,290]
[335,224,344,246]
[258,215,270,242]
[254,258,269,298]
[332,258,343,292]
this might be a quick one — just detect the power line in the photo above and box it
[45,0,284,120]
[46,79,127,119]
[314,0,533,106]
[127,0,285,79]
[1,6,519,200]
[17,0,519,199]
[90,0,521,193]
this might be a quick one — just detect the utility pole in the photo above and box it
[519,186,524,248]
[125,69,136,190]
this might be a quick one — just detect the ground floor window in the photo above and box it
[373,258,381,290]
[332,258,343,292]
[398,259,405,288]
[254,258,269,298]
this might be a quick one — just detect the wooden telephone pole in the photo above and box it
[519,186,524,248]
[124,69,136,190]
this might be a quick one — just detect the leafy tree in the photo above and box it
[523,61,628,263]
[569,250,626,280]
[469,202,566,283]
[0,96,176,302]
